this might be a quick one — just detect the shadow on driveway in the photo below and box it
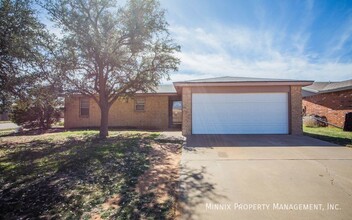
[185,135,339,148]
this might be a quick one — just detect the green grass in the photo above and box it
[0,130,182,219]
[303,126,352,147]
[0,128,15,136]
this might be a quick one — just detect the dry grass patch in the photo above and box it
[0,130,183,219]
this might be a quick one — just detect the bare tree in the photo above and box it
[45,0,180,138]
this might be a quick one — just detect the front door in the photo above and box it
[172,101,182,125]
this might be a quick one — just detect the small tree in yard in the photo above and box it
[10,85,62,129]
[45,0,180,138]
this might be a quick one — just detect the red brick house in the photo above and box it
[302,79,352,127]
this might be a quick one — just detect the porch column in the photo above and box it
[290,86,303,135]
[182,87,192,136]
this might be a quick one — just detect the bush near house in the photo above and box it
[10,101,61,129]
[303,115,328,128]
[10,86,62,129]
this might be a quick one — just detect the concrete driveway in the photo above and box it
[179,135,352,220]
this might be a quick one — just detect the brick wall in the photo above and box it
[302,89,352,127]
[65,95,170,129]
[181,87,192,136]
[290,86,303,135]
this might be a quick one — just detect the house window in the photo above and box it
[80,98,90,117]
[135,98,145,111]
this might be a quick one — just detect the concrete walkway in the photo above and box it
[179,135,352,220]
[0,122,19,130]
[159,131,185,140]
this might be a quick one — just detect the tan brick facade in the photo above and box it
[65,95,170,129]
[290,86,303,135]
[65,85,307,135]
[302,89,352,127]
[182,87,192,136]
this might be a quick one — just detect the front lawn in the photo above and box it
[0,128,16,136]
[0,130,183,219]
[303,126,352,147]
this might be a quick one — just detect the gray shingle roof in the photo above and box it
[175,76,312,83]
[153,84,176,93]
[136,84,176,94]
[302,79,352,94]
[67,84,177,95]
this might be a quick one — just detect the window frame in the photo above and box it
[79,97,90,118]
[134,98,146,111]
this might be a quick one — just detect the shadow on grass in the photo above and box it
[304,132,352,146]
[0,133,219,219]
[0,134,152,219]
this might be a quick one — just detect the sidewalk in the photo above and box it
[0,122,19,130]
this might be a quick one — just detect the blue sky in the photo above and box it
[160,0,352,82]
[40,0,352,82]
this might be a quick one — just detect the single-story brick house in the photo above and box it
[302,79,352,127]
[65,76,313,135]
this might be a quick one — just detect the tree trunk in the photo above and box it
[99,101,110,138]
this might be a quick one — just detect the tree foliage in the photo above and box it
[45,0,180,138]
[10,85,62,129]
[0,0,53,112]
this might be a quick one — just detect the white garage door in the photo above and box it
[192,93,289,134]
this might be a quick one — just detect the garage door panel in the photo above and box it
[193,124,287,134]
[192,93,288,134]
[193,103,286,118]
[193,93,288,103]
[194,123,286,134]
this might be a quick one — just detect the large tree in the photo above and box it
[45,0,180,138]
[0,0,53,112]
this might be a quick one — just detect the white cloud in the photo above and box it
[330,18,352,57]
[166,24,352,83]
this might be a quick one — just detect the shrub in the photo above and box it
[11,102,61,129]
[10,86,62,129]
[303,116,319,127]
[303,115,328,127]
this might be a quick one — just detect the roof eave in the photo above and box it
[302,85,352,94]
[66,92,178,97]
[301,87,319,93]
[173,81,314,87]
[135,92,178,96]
[318,86,352,94]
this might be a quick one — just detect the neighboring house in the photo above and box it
[0,112,9,121]
[65,76,312,135]
[302,79,352,127]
